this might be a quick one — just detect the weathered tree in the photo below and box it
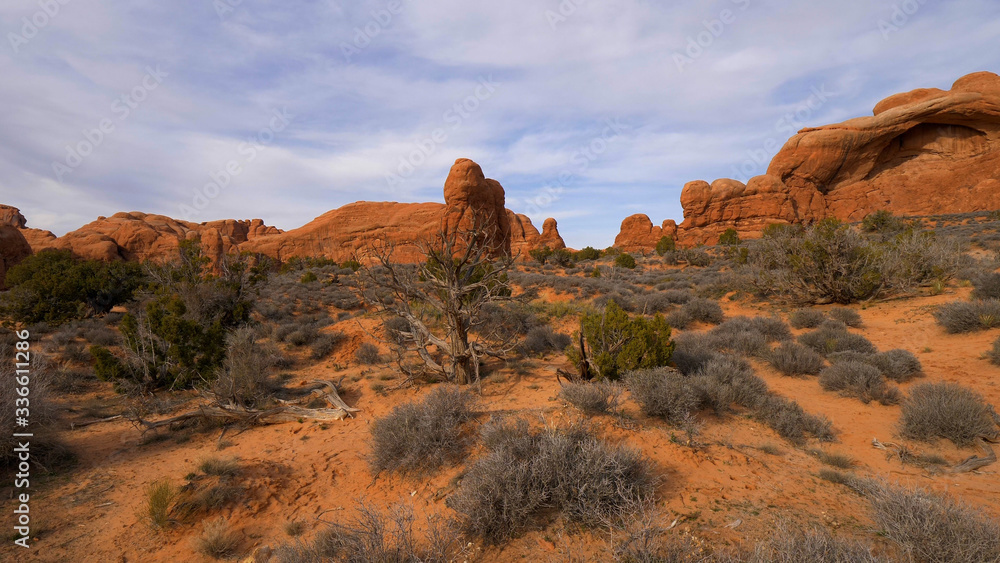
[359,215,517,385]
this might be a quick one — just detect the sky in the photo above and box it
[1,0,999,249]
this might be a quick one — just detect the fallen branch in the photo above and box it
[951,438,997,474]
[136,380,360,431]
[70,415,123,430]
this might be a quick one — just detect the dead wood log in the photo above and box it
[70,415,123,429]
[951,438,997,474]
[137,380,360,431]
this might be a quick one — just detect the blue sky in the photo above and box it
[1,0,999,248]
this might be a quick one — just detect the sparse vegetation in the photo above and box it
[738,218,963,304]
[559,381,622,415]
[863,479,1000,563]
[900,382,998,446]
[195,518,240,559]
[790,309,826,329]
[819,361,900,405]
[769,341,825,376]
[144,480,176,528]
[798,322,877,356]
[933,299,1000,333]
[369,386,475,474]
[447,418,655,545]
[355,342,381,365]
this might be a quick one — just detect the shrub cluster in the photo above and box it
[664,297,724,329]
[626,358,833,443]
[798,321,876,356]
[558,381,622,415]
[768,341,825,376]
[818,361,900,405]
[568,301,674,380]
[933,299,1000,333]
[899,382,998,446]
[1,249,145,324]
[369,386,475,474]
[447,418,655,545]
[789,309,826,329]
[737,219,964,304]
[862,480,1000,563]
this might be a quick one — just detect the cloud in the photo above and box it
[0,0,998,249]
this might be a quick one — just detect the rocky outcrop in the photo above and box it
[28,212,283,264]
[442,158,511,256]
[508,213,566,256]
[658,71,1000,247]
[0,225,31,288]
[246,159,560,263]
[613,214,677,253]
[7,159,563,269]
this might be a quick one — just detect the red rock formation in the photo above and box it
[508,213,566,256]
[441,158,511,256]
[7,159,563,268]
[667,71,1000,247]
[0,225,31,288]
[613,214,677,253]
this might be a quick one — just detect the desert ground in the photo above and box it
[3,211,1000,563]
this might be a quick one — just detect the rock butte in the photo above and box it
[617,71,1000,248]
[0,159,564,282]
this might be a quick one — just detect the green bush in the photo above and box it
[655,236,676,256]
[569,301,673,380]
[300,271,318,283]
[99,240,267,391]
[528,246,553,265]
[718,228,741,245]
[1,250,145,324]
[614,253,637,269]
[550,248,574,267]
[574,246,601,261]
[861,210,907,234]
[738,218,963,304]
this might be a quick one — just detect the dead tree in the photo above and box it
[359,216,517,385]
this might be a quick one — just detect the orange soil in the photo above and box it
[3,287,1000,562]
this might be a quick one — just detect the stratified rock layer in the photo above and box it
[618,72,1000,249]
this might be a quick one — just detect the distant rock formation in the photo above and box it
[617,71,1000,249]
[613,215,677,253]
[2,159,563,270]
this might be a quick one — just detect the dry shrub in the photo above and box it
[144,480,176,528]
[798,323,876,356]
[195,517,240,559]
[819,361,900,405]
[900,382,998,446]
[303,501,460,563]
[559,381,622,415]
[790,309,826,329]
[211,327,279,409]
[745,524,884,562]
[625,368,700,425]
[862,480,1000,563]
[447,418,655,545]
[355,342,381,365]
[828,307,863,328]
[369,386,475,474]
[933,299,1000,333]
[768,341,825,376]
